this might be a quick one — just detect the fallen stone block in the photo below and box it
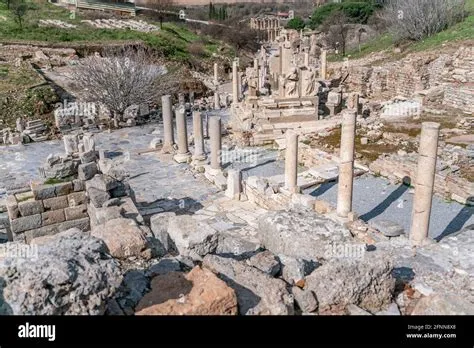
[292,286,318,313]
[67,192,87,207]
[203,254,294,315]
[257,210,352,262]
[72,179,85,192]
[87,187,111,208]
[150,212,176,252]
[91,218,147,259]
[247,250,280,276]
[216,232,261,260]
[167,215,219,260]
[6,195,19,220]
[135,266,238,315]
[78,162,98,181]
[411,294,474,315]
[80,150,96,164]
[86,174,120,192]
[0,228,121,314]
[145,257,182,278]
[278,254,318,285]
[305,252,395,314]
[64,204,88,220]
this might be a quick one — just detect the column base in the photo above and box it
[191,155,207,167]
[173,152,191,163]
[161,143,176,154]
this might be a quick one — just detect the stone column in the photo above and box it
[225,169,241,200]
[209,117,222,171]
[161,95,174,153]
[214,62,218,85]
[348,92,359,114]
[214,91,220,110]
[304,52,309,67]
[192,111,206,163]
[232,60,239,105]
[410,122,440,246]
[284,130,299,193]
[238,72,243,100]
[336,110,357,217]
[178,93,185,106]
[173,106,191,163]
[320,50,327,80]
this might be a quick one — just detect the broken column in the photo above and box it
[232,60,239,105]
[192,111,206,164]
[284,130,299,194]
[410,122,440,246]
[320,50,327,80]
[225,169,241,200]
[214,91,220,110]
[209,117,222,171]
[173,106,191,163]
[348,92,359,114]
[214,62,218,85]
[337,110,357,217]
[161,95,175,153]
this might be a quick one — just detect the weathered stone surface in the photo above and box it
[41,209,65,226]
[292,286,318,313]
[79,150,96,164]
[136,266,238,315]
[305,252,395,314]
[167,215,218,260]
[72,179,85,192]
[67,192,86,207]
[91,218,147,259]
[86,174,120,192]
[146,257,182,278]
[64,204,88,220]
[78,162,98,181]
[113,270,149,315]
[18,200,44,216]
[23,217,90,243]
[369,220,405,237]
[411,294,474,315]
[87,187,111,208]
[257,210,352,261]
[6,195,19,220]
[278,254,318,285]
[376,302,401,315]
[150,212,176,252]
[54,182,73,197]
[346,304,372,315]
[43,196,68,211]
[0,228,121,315]
[32,185,56,200]
[109,182,132,198]
[216,232,261,260]
[247,250,280,276]
[88,204,123,227]
[10,214,42,234]
[102,198,121,208]
[203,255,294,315]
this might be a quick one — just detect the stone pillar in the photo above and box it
[63,134,79,155]
[320,50,327,80]
[213,62,218,85]
[336,110,357,217]
[304,52,309,67]
[209,117,222,171]
[238,72,243,100]
[192,111,206,163]
[232,60,239,105]
[225,169,241,200]
[214,91,220,110]
[161,95,175,153]
[173,106,191,163]
[410,122,440,246]
[178,93,185,106]
[284,130,299,193]
[348,92,359,114]
[83,133,95,152]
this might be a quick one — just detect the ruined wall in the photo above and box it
[6,181,90,243]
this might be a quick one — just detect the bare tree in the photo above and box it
[73,47,168,127]
[321,11,351,56]
[380,0,465,41]
[10,0,29,29]
[141,0,175,29]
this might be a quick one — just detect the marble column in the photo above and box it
[284,130,299,193]
[192,111,206,163]
[320,50,327,80]
[214,62,218,85]
[161,95,174,153]
[336,110,357,217]
[410,122,440,246]
[173,106,191,163]
[210,116,222,171]
[225,169,241,200]
[214,91,220,110]
[232,60,239,105]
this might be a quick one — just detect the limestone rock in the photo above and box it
[305,252,395,314]
[145,257,182,278]
[247,250,280,276]
[135,266,238,315]
[78,162,98,181]
[278,254,318,285]
[167,215,218,260]
[216,232,261,260]
[91,218,147,259]
[203,255,294,315]
[411,294,474,315]
[87,187,111,208]
[346,304,372,315]
[257,210,352,262]
[369,220,404,237]
[0,228,121,315]
[292,286,318,313]
[150,212,176,252]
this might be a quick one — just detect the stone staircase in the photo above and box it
[23,119,49,142]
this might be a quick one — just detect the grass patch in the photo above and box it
[43,177,71,185]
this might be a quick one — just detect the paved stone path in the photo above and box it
[305,175,474,240]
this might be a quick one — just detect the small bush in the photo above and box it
[310,1,375,28]
[286,17,306,30]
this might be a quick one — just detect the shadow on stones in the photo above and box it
[391,267,415,296]
[308,180,337,198]
[140,197,204,223]
[359,178,411,222]
[0,277,13,315]
[32,64,75,101]
[217,274,261,315]
[436,203,474,242]
[105,151,124,159]
[239,159,277,178]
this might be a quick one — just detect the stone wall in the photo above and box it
[6,180,90,242]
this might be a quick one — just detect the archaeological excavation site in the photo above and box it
[0,0,473,339]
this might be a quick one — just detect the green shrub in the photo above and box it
[286,17,306,30]
[310,1,375,28]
